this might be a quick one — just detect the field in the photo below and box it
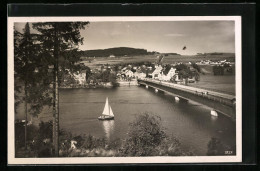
[81,54,235,69]
[80,55,157,69]
[189,64,235,95]
[162,54,235,63]
[191,74,235,95]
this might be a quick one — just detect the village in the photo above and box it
[60,56,234,88]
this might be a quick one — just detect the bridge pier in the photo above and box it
[175,97,180,101]
[175,96,188,103]
[210,110,218,117]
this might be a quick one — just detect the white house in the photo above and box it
[134,71,146,79]
[125,70,134,78]
[151,65,163,79]
[162,67,177,81]
[70,140,77,149]
[73,70,86,85]
[109,54,115,58]
[147,66,153,70]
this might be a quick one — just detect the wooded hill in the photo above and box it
[80,47,151,57]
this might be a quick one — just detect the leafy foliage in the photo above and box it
[163,64,172,75]
[207,137,236,156]
[191,63,201,73]
[85,66,91,81]
[207,137,226,155]
[32,22,90,77]
[213,66,224,75]
[14,23,53,117]
[119,113,191,156]
[175,63,200,84]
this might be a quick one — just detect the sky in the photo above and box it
[14,21,235,55]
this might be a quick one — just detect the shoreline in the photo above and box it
[60,80,139,89]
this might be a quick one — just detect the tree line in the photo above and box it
[81,47,150,57]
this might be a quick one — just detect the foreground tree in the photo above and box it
[121,113,166,156]
[85,66,91,81]
[14,28,22,114]
[14,23,51,149]
[14,23,32,149]
[119,113,192,156]
[32,22,89,156]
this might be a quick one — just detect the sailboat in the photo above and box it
[98,97,114,120]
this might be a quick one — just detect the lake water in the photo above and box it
[59,86,236,155]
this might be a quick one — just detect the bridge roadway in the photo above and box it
[137,78,236,120]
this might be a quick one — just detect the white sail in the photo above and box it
[109,106,114,117]
[102,97,110,116]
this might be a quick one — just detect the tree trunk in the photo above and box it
[185,78,188,85]
[54,70,59,156]
[52,78,56,155]
[53,23,59,157]
[24,82,28,150]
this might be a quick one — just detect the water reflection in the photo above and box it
[102,120,115,139]
[211,115,218,121]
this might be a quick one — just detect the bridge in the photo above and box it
[137,78,236,120]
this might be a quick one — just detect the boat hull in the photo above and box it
[98,116,114,120]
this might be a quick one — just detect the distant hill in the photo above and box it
[81,47,152,57]
[196,52,235,56]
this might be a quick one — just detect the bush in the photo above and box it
[15,122,38,151]
[207,137,236,156]
[119,113,191,156]
[213,66,224,75]
[191,63,201,73]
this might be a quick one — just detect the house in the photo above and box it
[147,66,153,70]
[73,70,86,85]
[151,65,163,79]
[109,54,115,58]
[162,67,177,81]
[134,70,146,79]
[70,140,77,149]
[125,70,134,78]
[121,67,127,72]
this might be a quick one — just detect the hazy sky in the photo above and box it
[15,21,235,55]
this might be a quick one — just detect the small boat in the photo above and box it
[98,97,114,120]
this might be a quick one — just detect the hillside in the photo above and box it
[81,47,152,57]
